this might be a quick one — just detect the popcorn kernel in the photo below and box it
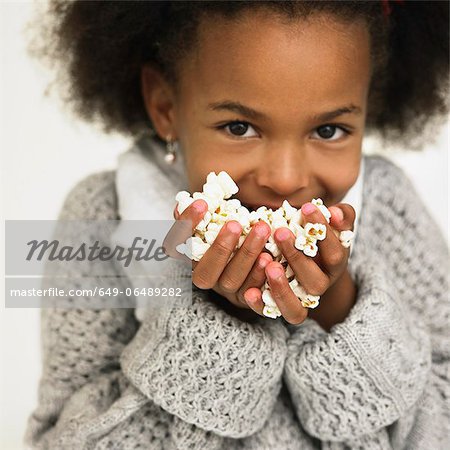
[175,171,355,319]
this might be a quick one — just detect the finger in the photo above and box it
[163,200,208,259]
[192,221,242,289]
[243,287,265,316]
[300,202,347,278]
[273,227,328,296]
[328,203,356,232]
[178,199,209,234]
[218,221,271,295]
[236,252,273,304]
[265,262,308,325]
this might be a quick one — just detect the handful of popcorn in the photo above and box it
[175,171,354,319]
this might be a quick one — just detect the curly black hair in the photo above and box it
[28,0,449,149]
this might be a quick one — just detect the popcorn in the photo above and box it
[289,279,320,309]
[304,223,327,241]
[175,171,354,319]
[175,191,194,214]
[196,211,212,232]
[285,264,295,279]
[311,198,331,223]
[302,240,319,258]
[217,171,239,198]
[176,236,210,262]
[294,233,319,258]
[203,182,225,201]
[204,222,223,244]
[192,192,221,214]
[262,287,277,308]
[282,200,297,221]
[339,229,355,249]
[265,236,282,258]
[263,305,283,319]
[205,171,239,199]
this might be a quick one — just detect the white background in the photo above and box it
[1,2,448,449]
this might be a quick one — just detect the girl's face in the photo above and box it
[144,11,372,209]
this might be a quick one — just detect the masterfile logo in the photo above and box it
[5,219,193,309]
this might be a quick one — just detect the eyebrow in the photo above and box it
[208,100,362,122]
[313,105,362,122]
[209,101,268,121]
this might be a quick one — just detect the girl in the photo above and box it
[25,1,449,449]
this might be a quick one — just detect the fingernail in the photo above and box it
[258,255,270,269]
[301,202,315,215]
[275,228,291,242]
[244,291,258,303]
[255,222,270,238]
[193,200,207,213]
[267,265,284,279]
[333,207,344,222]
[227,221,242,235]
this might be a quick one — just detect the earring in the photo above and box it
[165,134,177,165]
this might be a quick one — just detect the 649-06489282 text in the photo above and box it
[8,286,183,298]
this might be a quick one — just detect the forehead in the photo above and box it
[178,10,371,115]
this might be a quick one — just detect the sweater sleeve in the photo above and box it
[283,158,449,448]
[24,172,143,449]
[120,282,289,439]
[25,171,289,449]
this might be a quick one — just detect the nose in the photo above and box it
[255,141,310,197]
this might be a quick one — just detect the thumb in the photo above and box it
[173,204,180,220]
[328,203,356,232]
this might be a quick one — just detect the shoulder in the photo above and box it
[363,154,412,188]
[58,170,118,220]
[362,154,418,210]
[361,154,446,247]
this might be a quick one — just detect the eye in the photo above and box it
[312,124,350,141]
[219,121,258,138]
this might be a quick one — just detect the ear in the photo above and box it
[141,65,178,140]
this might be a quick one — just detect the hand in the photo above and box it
[243,202,356,327]
[165,199,273,312]
[164,199,356,327]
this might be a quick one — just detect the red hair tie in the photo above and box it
[381,0,405,17]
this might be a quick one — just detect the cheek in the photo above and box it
[177,119,224,191]
[182,150,240,192]
[178,133,211,192]
[184,159,210,193]
[321,162,361,205]
[181,141,254,192]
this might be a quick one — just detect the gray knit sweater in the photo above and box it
[25,154,449,450]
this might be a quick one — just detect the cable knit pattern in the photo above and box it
[120,291,289,438]
[25,172,141,449]
[24,154,449,450]
[284,262,431,440]
[284,156,449,448]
